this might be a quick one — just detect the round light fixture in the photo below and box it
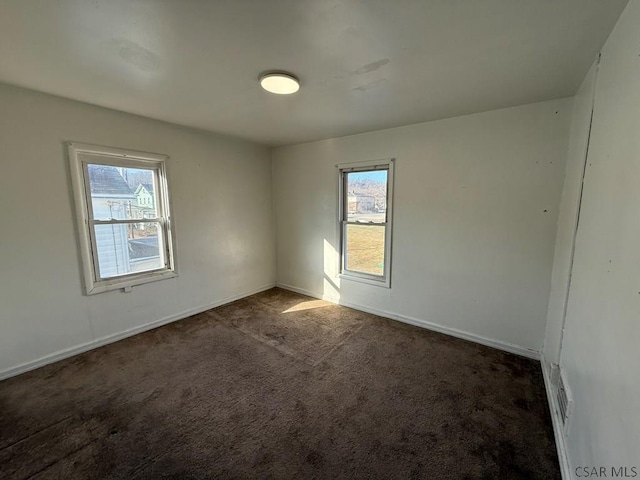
[260,72,300,95]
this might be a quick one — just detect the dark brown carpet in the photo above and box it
[0,288,560,479]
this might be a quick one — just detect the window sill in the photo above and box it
[86,269,178,295]
[338,272,391,289]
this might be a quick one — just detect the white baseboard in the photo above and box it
[540,354,573,480]
[0,283,276,381]
[276,283,540,360]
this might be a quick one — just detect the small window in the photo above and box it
[338,159,394,287]
[68,143,177,295]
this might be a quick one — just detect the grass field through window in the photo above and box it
[345,224,385,276]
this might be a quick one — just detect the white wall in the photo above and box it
[273,99,572,356]
[0,83,276,378]
[550,0,640,470]
[543,62,598,366]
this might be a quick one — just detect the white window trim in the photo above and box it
[336,158,394,288]
[68,142,178,295]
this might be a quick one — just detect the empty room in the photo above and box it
[1,1,638,479]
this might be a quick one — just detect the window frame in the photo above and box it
[68,142,178,295]
[337,158,394,288]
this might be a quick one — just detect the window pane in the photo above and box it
[94,222,165,279]
[345,224,385,276]
[346,170,387,224]
[87,164,157,220]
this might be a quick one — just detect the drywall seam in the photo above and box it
[0,283,276,381]
[541,354,573,480]
[276,282,540,360]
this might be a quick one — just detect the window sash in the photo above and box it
[342,168,390,223]
[339,163,390,173]
[91,218,163,225]
[89,220,170,281]
[82,163,171,283]
[82,163,165,222]
[341,222,387,278]
[343,221,388,226]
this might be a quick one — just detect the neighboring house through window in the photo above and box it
[68,143,177,294]
[338,158,394,287]
[135,183,155,210]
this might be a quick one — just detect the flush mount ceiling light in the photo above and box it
[260,72,300,95]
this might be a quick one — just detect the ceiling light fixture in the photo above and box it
[260,72,300,95]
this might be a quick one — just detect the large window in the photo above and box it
[338,159,394,287]
[68,143,177,295]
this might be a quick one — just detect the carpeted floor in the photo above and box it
[0,288,560,479]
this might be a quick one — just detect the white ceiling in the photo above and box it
[0,0,629,147]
